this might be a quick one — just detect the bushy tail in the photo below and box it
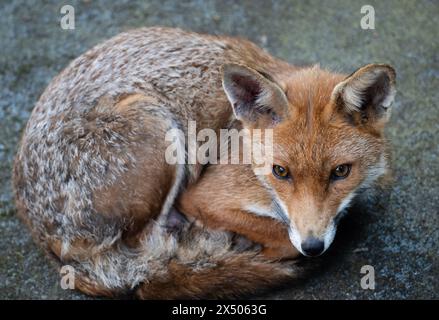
[57,223,305,299]
[135,251,300,299]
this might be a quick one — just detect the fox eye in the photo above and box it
[272,165,290,180]
[331,164,351,180]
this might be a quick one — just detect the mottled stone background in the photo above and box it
[0,0,437,299]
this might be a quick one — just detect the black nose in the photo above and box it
[301,237,325,257]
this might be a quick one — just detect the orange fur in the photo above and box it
[178,64,395,258]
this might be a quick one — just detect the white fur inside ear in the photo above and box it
[343,71,376,111]
[381,85,396,109]
[340,68,396,112]
[222,64,288,124]
[255,84,275,107]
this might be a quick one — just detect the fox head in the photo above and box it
[222,63,396,257]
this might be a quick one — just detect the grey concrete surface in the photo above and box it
[0,0,438,299]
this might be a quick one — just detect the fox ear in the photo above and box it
[222,64,289,128]
[332,64,396,129]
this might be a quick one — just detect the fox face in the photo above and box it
[223,63,396,256]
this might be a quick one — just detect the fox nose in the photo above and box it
[301,237,324,257]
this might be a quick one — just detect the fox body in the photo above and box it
[13,27,395,298]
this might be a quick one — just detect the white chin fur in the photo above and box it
[288,227,304,255]
[323,221,337,251]
[269,182,358,256]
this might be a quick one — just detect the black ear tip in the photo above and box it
[379,64,396,79]
[385,65,396,81]
[222,63,235,73]
[369,64,396,81]
[222,64,264,83]
[222,63,247,75]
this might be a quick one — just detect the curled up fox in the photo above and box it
[13,27,396,299]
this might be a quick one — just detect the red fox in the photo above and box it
[13,27,395,299]
[178,63,395,260]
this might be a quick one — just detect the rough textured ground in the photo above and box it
[0,0,437,299]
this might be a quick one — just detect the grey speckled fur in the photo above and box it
[13,27,303,298]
